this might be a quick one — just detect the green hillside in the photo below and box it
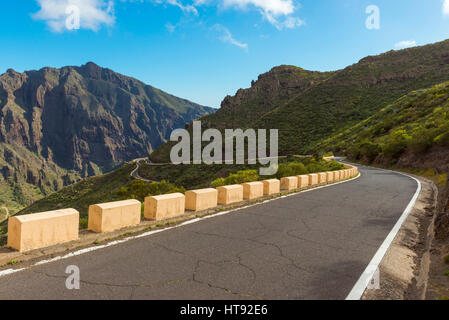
[151,39,449,162]
[317,81,449,166]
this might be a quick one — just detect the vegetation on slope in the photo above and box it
[151,39,449,162]
[317,81,449,167]
[138,156,344,189]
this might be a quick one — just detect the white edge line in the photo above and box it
[1,172,362,278]
[345,167,422,300]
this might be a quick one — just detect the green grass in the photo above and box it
[317,81,449,167]
[7,259,20,265]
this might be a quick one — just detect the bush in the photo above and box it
[358,142,381,162]
[117,180,185,202]
[289,162,308,175]
[407,127,437,153]
[79,217,88,229]
[211,170,259,187]
[275,163,294,179]
[382,130,411,159]
[211,178,226,188]
[434,131,449,146]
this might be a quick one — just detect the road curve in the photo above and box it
[0,165,418,300]
[130,159,153,182]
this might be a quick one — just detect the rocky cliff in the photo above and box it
[0,62,214,212]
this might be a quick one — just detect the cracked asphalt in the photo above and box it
[0,165,418,300]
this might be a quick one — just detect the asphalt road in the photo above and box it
[0,165,418,300]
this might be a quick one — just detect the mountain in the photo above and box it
[202,65,334,129]
[151,39,449,162]
[0,62,214,212]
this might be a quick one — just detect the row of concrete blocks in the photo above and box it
[7,166,359,252]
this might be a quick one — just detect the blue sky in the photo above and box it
[1,0,449,107]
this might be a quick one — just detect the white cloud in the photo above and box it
[443,0,449,15]
[395,40,417,49]
[213,24,248,51]
[165,22,176,32]
[223,0,294,16]
[222,0,304,30]
[166,0,198,14]
[33,0,114,32]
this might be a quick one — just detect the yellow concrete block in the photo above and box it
[308,174,318,185]
[326,172,334,182]
[281,177,298,191]
[7,209,79,252]
[339,170,346,179]
[318,172,327,184]
[333,171,340,181]
[185,188,218,211]
[242,182,264,200]
[262,179,280,195]
[144,193,185,221]
[217,185,243,205]
[297,175,309,188]
[88,199,141,233]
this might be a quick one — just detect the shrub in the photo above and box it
[434,131,449,146]
[116,180,185,202]
[382,130,411,159]
[79,217,88,229]
[211,170,259,187]
[288,162,307,176]
[211,178,226,188]
[407,127,437,153]
[275,164,294,179]
[358,142,381,162]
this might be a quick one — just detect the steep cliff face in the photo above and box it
[202,65,333,129]
[0,62,214,211]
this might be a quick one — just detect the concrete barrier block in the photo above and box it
[281,177,298,191]
[318,172,327,184]
[242,182,264,200]
[185,188,218,211]
[340,170,346,179]
[88,199,141,233]
[262,179,280,195]
[144,193,185,221]
[297,175,309,188]
[308,174,318,185]
[8,209,79,252]
[333,171,340,181]
[217,185,243,205]
[326,172,334,182]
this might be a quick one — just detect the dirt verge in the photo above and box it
[363,175,438,300]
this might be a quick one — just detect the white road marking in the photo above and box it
[345,168,422,300]
[0,173,361,278]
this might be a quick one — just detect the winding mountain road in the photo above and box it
[0,164,419,300]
